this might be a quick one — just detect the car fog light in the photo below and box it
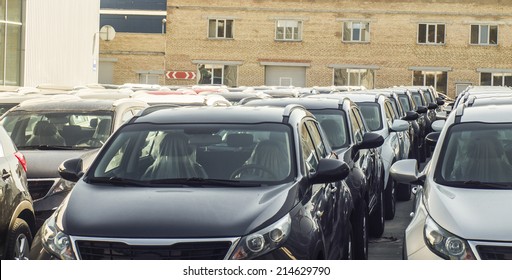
[445,237,465,256]
[246,234,265,252]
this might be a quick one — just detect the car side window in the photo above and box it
[350,109,364,144]
[384,102,395,128]
[300,123,320,173]
[305,120,327,158]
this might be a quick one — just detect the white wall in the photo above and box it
[23,0,100,87]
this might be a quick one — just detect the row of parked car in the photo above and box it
[1,83,450,260]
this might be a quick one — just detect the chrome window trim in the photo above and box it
[70,236,241,260]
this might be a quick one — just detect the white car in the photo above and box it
[391,96,512,260]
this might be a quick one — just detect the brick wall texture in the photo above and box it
[101,0,512,97]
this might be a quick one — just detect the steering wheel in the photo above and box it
[230,164,277,180]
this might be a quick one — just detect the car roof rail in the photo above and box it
[282,104,306,123]
[337,97,351,110]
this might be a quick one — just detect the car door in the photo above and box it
[301,119,343,259]
[351,107,380,209]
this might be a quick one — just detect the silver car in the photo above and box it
[391,96,512,260]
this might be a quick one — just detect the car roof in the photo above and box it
[134,105,306,124]
[245,97,347,110]
[312,93,380,103]
[12,96,147,111]
[460,103,512,123]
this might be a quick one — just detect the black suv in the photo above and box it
[245,98,385,259]
[30,105,354,260]
[0,126,35,260]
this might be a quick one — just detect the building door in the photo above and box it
[265,66,306,87]
[99,61,114,84]
[455,83,471,97]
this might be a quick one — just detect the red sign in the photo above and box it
[166,71,197,80]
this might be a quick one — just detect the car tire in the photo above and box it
[369,190,385,238]
[6,218,32,260]
[384,177,396,220]
[396,182,411,201]
[352,199,369,260]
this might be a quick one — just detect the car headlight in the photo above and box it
[41,211,76,260]
[47,179,75,197]
[424,216,475,260]
[230,214,291,260]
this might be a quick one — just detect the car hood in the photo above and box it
[425,182,512,241]
[60,181,298,238]
[23,149,96,179]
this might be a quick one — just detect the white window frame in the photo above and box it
[333,68,375,88]
[480,72,512,86]
[417,23,445,45]
[412,70,448,94]
[470,24,498,45]
[139,73,160,84]
[208,19,234,39]
[342,21,370,43]
[275,20,302,41]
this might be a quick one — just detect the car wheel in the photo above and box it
[396,182,411,201]
[352,199,369,260]
[369,190,385,238]
[6,218,32,260]
[384,177,396,220]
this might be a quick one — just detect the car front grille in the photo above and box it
[28,179,57,200]
[476,245,512,260]
[75,239,234,260]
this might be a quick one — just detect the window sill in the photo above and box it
[417,43,446,46]
[342,41,371,44]
[274,39,303,42]
[469,43,498,47]
[207,38,235,40]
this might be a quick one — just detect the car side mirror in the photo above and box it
[436,98,445,106]
[310,159,349,184]
[428,102,438,110]
[390,159,424,185]
[402,111,419,121]
[390,119,409,132]
[416,106,428,114]
[58,158,84,183]
[431,120,445,132]
[356,132,384,150]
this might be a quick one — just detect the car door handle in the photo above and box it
[1,170,10,180]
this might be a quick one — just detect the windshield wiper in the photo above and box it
[462,180,512,189]
[148,177,261,187]
[89,177,151,187]
[19,145,78,150]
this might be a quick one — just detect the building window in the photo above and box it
[418,23,445,44]
[275,20,302,41]
[1,0,23,86]
[470,24,498,45]
[198,64,237,87]
[480,72,512,87]
[208,19,233,39]
[343,21,370,42]
[413,71,448,94]
[139,73,160,84]
[333,68,375,88]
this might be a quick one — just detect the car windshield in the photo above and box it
[0,111,113,149]
[311,109,349,149]
[89,123,295,185]
[357,103,383,131]
[435,123,512,188]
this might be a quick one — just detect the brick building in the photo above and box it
[100,0,512,97]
